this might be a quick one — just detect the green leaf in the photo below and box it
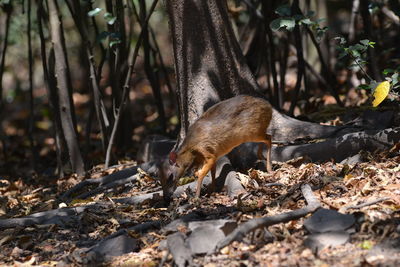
[270,17,296,31]
[360,240,374,250]
[350,44,366,51]
[109,39,122,48]
[383,68,395,75]
[96,31,111,43]
[293,14,304,21]
[88,7,102,17]
[270,19,281,31]
[338,51,347,59]
[349,63,360,69]
[104,12,117,25]
[357,84,372,90]
[350,49,361,58]
[391,73,399,86]
[299,18,313,25]
[359,39,370,46]
[306,10,316,17]
[109,32,121,39]
[275,5,291,16]
[334,36,347,45]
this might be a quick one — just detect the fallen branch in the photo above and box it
[273,127,400,163]
[0,205,92,229]
[60,166,138,201]
[73,174,139,200]
[231,127,400,169]
[342,197,391,211]
[213,184,321,252]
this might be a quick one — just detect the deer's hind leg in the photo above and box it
[257,134,272,172]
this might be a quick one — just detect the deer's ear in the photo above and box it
[169,151,177,165]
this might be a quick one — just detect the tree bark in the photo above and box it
[0,2,12,105]
[166,0,262,145]
[37,0,66,176]
[48,0,85,174]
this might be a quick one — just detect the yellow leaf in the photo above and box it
[360,240,374,250]
[344,174,353,181]
[372,81,390,107]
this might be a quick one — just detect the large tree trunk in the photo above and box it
[166,0,262,145]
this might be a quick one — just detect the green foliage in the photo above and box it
[270,4,328,41]
[335,38,375,79]
[270,17,295,31]
[382,68,400,89]
[0,0,10,5]
[104,12,117,25]
[337,37,399,104]
[88,7,102,17]
[88,7,119,47]
[275,4,291,16]
[88,7,117,25]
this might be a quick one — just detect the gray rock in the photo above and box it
[304,208,355,233]
[304,231,350,252]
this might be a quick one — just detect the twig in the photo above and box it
[349,0,360,42]
[67,0,110,154]
[131,0,173,128]
[343,197,390,211]
[304,26,343,106]
[27,0,38,171]
[382,6,400,25]
[289,0,305,116]
[139,0,166,133]
[347,48,374,83]
[261,1,280,108]
[105,0,159,168]
[212,184,321,252]
[0,2,12,103]
[359,0,381,81]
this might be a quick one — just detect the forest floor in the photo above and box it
[0,144,399,266]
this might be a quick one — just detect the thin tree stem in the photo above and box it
[105,0,159,168]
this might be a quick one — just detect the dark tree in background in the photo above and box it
[48,0,85,175]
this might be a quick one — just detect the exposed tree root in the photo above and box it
[213,184,321,252]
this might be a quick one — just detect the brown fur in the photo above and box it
[162,95,273,199]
